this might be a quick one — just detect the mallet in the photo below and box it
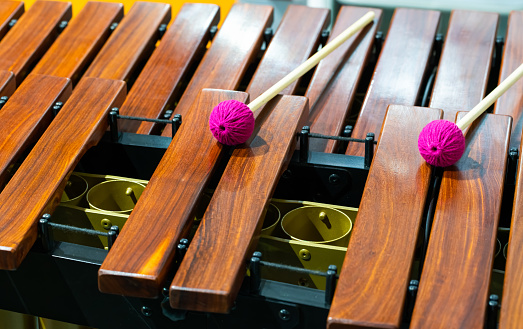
[418,63,523,167]
[209,11,376,146]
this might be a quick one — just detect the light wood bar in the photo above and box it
[345,8,439,156]
[170,95,308,313]
[328,105,442,329]
[0,1,72,84]
[411,113,511,328]
[0,77,126,270]
[307,6,381,153]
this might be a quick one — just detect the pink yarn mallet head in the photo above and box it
[209,100,254,145]
[418,120,465,167]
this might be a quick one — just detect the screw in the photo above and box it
[141,306,152,317]
[163,109,173,119]
[282,170,292,179]
[101,218,112,230]
[299,249,311,261]
[58,21,68,30]
[329,174,340,184]
[279,308,290,321]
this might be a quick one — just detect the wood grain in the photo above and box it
[306,6,381,153]
[99,89,249,298]
[32,1,123,84]
[327,105,442,329]
[501,132,523,329]
[0,77,126,270]
[0,70,15,97]
[83,1,170,82]
[119,3,219,134]
[100,5,328,298]
[494,11,523,150]
[245,5,329,102]
[154,4,273,136]
[170,95,308,313]
[0,1,24,40]
[430,10,497,121]
[498,13,523,329]
[0,74,71,188]
[0,1,72,85]
[345,9,439,156]
[410,112,511,329]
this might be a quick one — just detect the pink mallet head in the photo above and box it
[209,100,255,146]
[418,120,466,167]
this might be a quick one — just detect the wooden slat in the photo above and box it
[497,12,523,329]
[494,11,523,150]
[99,4,327,299]
[0,1,24,40]
[0,70,15,96]
[118,3,219,134]
[128,4,325,135]
[0,77,126,270]
[99,4,329,299]
[0,74,71,188]
[245,4,329,101]
[306,6,381,153]
[430,10,498,121]
[0,1,72,85]
[32,1,123,84]
[345,8,439,156]
[154,3,273,136]
[500,133,523,329]
[410,112,511,329]
[99,89,249,298]
[169,95,308,313]
[327,105,442,329]
[83,1,170,82]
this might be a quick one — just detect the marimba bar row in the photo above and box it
[0,1,521,329]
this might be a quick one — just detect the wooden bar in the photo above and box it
[497,12,523,329]
[118,3,219,134]
[410,112,511,329]
[154,3,273,136]
[500,132,523,329]
[99,89,249,298]
[245,5,329,102]
[345,8,439,156]
[170,95,308,313]
[0,77,125,270]
[430,10,498,121]
[494,11,523,150]
[0,74,71,188]
[83,1,171,82]
[0,70,15,97]
[99,4,326,299]
[0,1,72,85]
[129,4,325,135]
[32,1,123,84]
[327,105,442,329]
[306,6,381,153]
[0,1,24,40]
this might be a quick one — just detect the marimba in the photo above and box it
[0,1,521,329]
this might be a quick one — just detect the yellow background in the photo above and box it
[22,0,237,24]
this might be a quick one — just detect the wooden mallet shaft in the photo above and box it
[247,10,376,112]
[457,63,523,130]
